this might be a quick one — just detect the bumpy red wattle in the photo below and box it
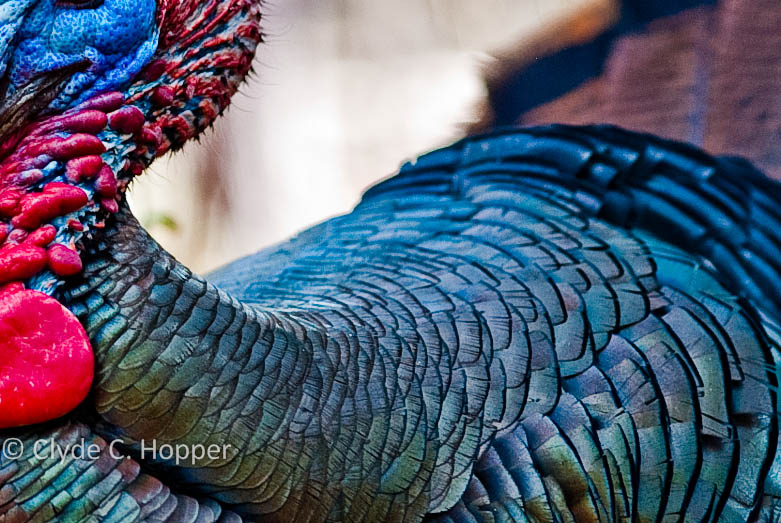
[0,285,93,428]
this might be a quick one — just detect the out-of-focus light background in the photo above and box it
[129,0,596,273]
[130,0,781,274]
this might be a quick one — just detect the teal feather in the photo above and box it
[4,125,781,521]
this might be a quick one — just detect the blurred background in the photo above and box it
[128,0,604,273]
[129,0,780,274]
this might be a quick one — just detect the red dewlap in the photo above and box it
[151,85,175,107]
[11,182,89,230]
[108,106,145,135]
[94,165,118,198]
[47,244,83,276]
[0,91,138,428]
[0,285,93,428]
[65,155,104,182]
[24,225,57,247]
[0,244,47,284]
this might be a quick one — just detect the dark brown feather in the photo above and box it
[483,0,781,179]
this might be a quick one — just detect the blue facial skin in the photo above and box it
[5,0,159,110]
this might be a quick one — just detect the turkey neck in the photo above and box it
[61,202,318,511]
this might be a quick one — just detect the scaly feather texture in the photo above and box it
[4,125,781,521]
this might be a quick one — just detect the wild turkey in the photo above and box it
[1,1,781,521]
